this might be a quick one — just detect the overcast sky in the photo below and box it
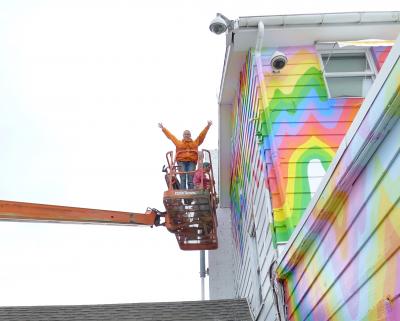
[0,0,397,306]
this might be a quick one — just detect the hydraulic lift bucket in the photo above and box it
[163,189,218,250]
[162,149,218,250]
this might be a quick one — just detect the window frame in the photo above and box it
[318,47,378,99]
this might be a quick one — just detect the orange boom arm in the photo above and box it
[0,200,163,227]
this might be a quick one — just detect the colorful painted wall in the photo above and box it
[371,46,392,71]
[229,43,395,320]
[230,45,386,247]
[230,50,259,257]
[277,42,400,321]
[229,50,277,320]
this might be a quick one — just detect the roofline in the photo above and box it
[236,11,400,30]
[218,11,400,104]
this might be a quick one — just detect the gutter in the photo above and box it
[253,22,292,230]
[237,11,400,29]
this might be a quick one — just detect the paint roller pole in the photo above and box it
[200,250,206,300]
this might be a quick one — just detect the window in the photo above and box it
[319,50,376,98]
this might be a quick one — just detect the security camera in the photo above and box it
[209,13,232,35]
[270,51,288,73]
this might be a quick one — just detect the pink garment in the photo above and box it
[193,169,210,189]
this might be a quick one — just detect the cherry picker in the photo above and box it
[0,149,218,250]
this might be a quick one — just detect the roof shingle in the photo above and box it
[0,299,253,321]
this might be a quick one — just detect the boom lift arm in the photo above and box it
[0,149,218,250]
[0,200,164,227]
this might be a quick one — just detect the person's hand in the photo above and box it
[207,120,212,127]
[158,123,164,129]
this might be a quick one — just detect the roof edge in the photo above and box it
[237,11,400,29]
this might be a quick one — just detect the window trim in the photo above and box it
[318,48,378,98]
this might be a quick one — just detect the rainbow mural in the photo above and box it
[230,45,392,249]
[277,46,400,321]
[371,46,392,72]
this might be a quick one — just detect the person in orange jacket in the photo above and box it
[158,121,212,189]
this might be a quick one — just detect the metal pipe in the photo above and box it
[254,21,292,228]
[255,21,264,53]
[200,250,206,300]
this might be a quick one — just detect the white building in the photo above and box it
[209,11,400,321]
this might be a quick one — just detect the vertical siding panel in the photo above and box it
[230,50,278,320]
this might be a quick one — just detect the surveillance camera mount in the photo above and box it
[216,13,231,25]
[270,51,288,73]
[209,13,234,35]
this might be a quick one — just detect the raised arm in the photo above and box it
[158,123,180,145]
[194,120,212,145]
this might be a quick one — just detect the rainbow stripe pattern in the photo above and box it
[277,42,400,321]
[230,46,368,246]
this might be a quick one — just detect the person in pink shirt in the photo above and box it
[193,162,212,189]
